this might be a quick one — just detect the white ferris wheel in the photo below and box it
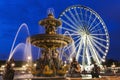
[58,5,110,66]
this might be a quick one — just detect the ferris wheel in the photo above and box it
[58,5,110,66]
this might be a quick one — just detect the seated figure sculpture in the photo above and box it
[70,57,81,77]
[2,59,15,80]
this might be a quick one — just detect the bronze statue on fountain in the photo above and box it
[27,11,73,76]
[2,58,15,80]
[35,49,60,76]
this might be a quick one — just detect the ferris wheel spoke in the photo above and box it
[82,51,85,66]
[74,8,83,27]
[60,19,78,31]
[89,22,101,32]
[90,38,104,61]
[82,36,89,66]
[74,37,82,46]
[88,17,97,30]
[64,33,81,36]
[88,12,92,26]
[73,35,81,40]
[88,38,101,64]
[60,27,79,34]
[63,13,79,28]
[96,52,103,62]
[91,28,104,33]
[75,42,83,52]
[86,46,91,65]
[89,42,102,63]
[68,9,80,26]
[90,38,105,55]
[88,43,100,64]
[79,8,84,23]
[91,33,106,36]
[92,38,107,49]
[82,40,86,66]
[76,38,83,60]
[91,36,107,42]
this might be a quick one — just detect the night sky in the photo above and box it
[0,0,120,60]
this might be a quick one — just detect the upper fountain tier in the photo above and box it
[27,13,73,49]
[39,13,61,34]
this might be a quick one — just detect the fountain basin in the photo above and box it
[27,34,73,48]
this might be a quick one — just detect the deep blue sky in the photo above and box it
[0,0,120,60]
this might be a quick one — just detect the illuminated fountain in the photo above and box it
[7,23,32,63]
[2,23,33,79]
[2,5,111,79]
[2,10,73,79]
[27,11,73,76]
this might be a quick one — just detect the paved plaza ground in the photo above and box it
[0,75,120,80]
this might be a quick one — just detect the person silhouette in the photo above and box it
[91,63,100,78]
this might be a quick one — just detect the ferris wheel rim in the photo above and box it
[58,5,110,65]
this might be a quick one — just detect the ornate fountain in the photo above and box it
[27,12,73,76]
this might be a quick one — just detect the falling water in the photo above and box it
[24,41,32,62]
[37,48,41,59]
[8,43,25,61]
[58,30,76,62]
[8,23,31,61]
